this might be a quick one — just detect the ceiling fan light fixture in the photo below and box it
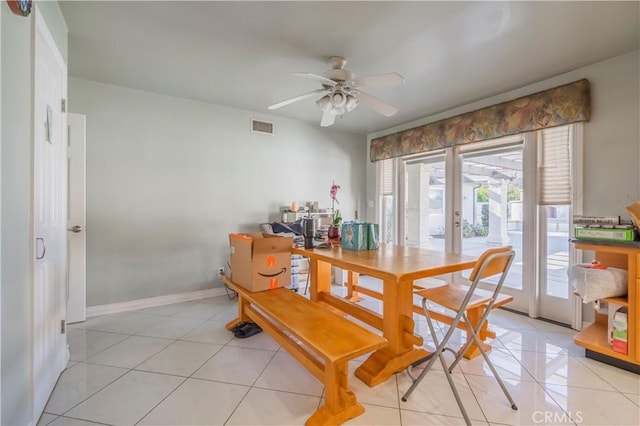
[345,94,358,112]
[317,91,358,116]
[333,106,346,115]
[331,90,347,108]
[316,95,332,112]
[272,56,402,126]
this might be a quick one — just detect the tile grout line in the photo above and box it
[51,307,205,423]
[220,327,282,425]
[48,294,640,426]
[129,309,239,425]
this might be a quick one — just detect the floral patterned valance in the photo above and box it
[370,79,590,161]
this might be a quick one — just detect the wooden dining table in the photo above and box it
[291,244,478,387]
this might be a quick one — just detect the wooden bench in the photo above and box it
[222,276,387,426]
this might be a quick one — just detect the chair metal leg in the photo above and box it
[405,248,518,424]
[448,313,476,372]
[403,304,443,397]
[402,300,473,426]
[402,347,441,399]
[448,313,517,411]
[465,321,517,410]
[438,353,471,426]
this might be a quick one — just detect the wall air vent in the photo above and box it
[251,119,274,135]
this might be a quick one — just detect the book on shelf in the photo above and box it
[573,215,620,226]
[574,226,636,242]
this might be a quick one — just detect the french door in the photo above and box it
[536,124,582,324]
[456,141,529,313]
[404,153,446,250]
[399,130,578,325]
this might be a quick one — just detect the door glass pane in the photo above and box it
[460,146,523,290]
[381,195,394,244]
[404,156,446,250]
[544,205,570,298]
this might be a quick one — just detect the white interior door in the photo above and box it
[0,14,3,423]
[67,113,86,324]
[33,9,69,420]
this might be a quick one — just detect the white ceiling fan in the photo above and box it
[268,56,405,127]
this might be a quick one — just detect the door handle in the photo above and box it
[36,237,46,260]
[67,225,83,233]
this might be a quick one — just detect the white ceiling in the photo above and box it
[60,1,640,135]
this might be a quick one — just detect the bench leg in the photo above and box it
[225,294,251,331]
[307,362,363,426]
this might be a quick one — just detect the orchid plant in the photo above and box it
[330,182,342,225]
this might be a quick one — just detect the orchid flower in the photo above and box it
[330,183,340,205]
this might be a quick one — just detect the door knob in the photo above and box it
[68,225,83,233]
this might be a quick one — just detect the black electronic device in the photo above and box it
[302,217,315,249]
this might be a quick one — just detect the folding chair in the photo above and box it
[402,246,518,425]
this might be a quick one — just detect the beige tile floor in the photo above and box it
[39,279,639,426]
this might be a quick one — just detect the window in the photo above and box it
[429,188,444,214]
[375,124,582,326]
[378,159,394,244]
[539,125,572,205]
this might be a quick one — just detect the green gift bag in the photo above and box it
[366,223,380,250]
[341,222,366,250]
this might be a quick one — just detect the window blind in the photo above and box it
[380,159,393,196]
[539,125,572,205]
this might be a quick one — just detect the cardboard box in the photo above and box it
[605,302,625,344]
[611,311,628,354]
[229,233,292,292]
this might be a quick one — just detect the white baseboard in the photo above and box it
[86,287,231,318]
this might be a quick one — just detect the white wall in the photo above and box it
[69,78,367,306]
[36,0,67,62]
[1,7,33,424]
[0,4,3,422]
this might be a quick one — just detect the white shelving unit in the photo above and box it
[282,211,333,227]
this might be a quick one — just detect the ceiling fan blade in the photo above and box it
[292,72,337,87]
[354,72,405,87]
[268,88,328,110]
[356,90,399,117]
[320,110,336,127]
